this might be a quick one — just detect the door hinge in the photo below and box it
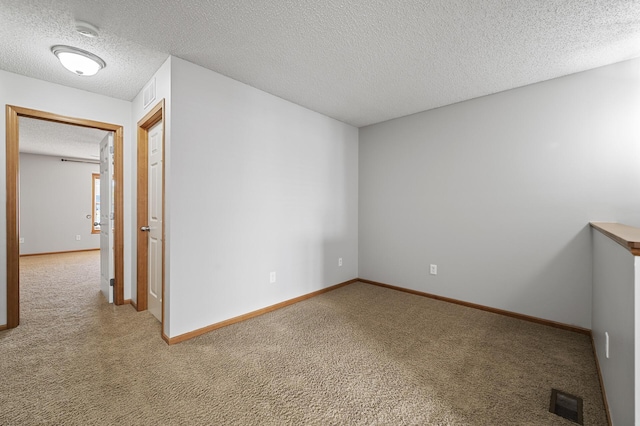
[110,278,115,287]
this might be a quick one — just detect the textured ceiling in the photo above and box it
[1,1,640,127]
[19,117,107,160]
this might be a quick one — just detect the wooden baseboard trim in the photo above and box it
[130,300,138,310]
[0,324,8,331]
[20,248,100,257]
[165,279,358,345]
[590,333,612,426]
[359,279,592,336]
[123,299,132,305]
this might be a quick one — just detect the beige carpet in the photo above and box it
[1,251,607,425]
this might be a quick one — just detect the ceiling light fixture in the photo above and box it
[51,45,106,76]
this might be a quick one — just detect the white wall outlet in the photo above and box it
[605,331,609,359]
[338,257,343,267]
[269,271,276,284]
[19,238,24,244]
[430,264,437,275]
[75,235,81,241]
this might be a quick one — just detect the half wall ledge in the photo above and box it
[590,222,640,256]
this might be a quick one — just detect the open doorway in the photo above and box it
[5,105,124,329]
[19,117,106,256]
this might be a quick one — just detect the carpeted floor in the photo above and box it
[0,251,607,425]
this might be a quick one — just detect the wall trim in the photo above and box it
[136,99,165,336]
[6,105,125,330]
[359,279,592,336]
[164,276,591,344]
[590,334,613,426]
[20,248,100,257]
[0,324,7,331]
[165,279,358,345]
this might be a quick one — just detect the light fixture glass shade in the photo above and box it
[51,45,106,76]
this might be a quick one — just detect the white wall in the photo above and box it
[359,58,640,329]
[19,153,100,255]
[163,57,358,338]
[0,70,134,324]
[591,228,636,426]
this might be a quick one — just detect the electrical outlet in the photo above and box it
[75,235,81,241]
[430,264,437,275]
[338,257,343,267]
[269,271,276,284]
[19,238,25,244]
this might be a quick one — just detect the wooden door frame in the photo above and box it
[136,100,165,334]
[5,105,125,329]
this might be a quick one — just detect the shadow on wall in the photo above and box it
[319,126,357,293]
[503,224,593,328]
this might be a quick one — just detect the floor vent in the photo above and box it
[549,388,583,424]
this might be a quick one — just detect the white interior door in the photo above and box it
[99,132,114,303]
[147,121,163,321]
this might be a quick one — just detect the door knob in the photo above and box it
[140,226,150,232]
[94,222,100,227]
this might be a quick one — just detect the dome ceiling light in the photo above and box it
[51,45,106,76]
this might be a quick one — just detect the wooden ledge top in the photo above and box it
[591,222,640,256]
